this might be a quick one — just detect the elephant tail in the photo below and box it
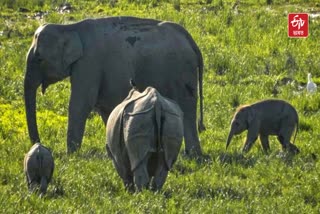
[292,114,299,145]
[197,47,205,133]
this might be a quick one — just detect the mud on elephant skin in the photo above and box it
[226,99,300,154]
[24,16,205,156]
[24,143,54,196]
[106,87,183,191]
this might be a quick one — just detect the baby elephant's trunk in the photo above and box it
[226,130,234,150]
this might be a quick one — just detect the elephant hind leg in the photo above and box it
[278,124,299,154]
[29,180,39,193]
[287,143,300,154]
[123,176,134,193]
[39,176,48,195]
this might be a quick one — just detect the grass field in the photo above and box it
[1,0,320,213]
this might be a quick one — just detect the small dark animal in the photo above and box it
[226,99,300,154]
[24,143,54,196]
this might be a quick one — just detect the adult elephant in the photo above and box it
[24,16,205,156]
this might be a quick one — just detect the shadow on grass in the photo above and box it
[275,151,317,167]
[79,147,108,160]
[173,152,213,175]
[45,178,65,199]
[53,147,108,160]
[218,152,258,168]
[180,152,213,164]
[162,185,247,201]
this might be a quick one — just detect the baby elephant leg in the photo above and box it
[242,136,258,153]
[26,171,38,192]
[39,176,48,195]
[259,134,270,154]
[278,124,299,154]
[123,176,134,193]
[150,153,168,191]
[242,124,259,153]
[287,143,300,154]
[29,179,39,193]
[133,155,150,191]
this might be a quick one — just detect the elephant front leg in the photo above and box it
[67,106,91,153]
[67,79,99,153]
[242,124,259,154]
[259,134,270,154]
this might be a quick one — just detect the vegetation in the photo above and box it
[1,0,320,212]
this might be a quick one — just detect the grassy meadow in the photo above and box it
[1,0,320,212]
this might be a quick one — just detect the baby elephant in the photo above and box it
[24,143,54,196]
[226,99,300,154]
[106,87,183,192]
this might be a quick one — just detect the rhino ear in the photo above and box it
[63,31,83,71]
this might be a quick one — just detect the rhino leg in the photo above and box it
[150,152,168,191]
[133,155,150,191]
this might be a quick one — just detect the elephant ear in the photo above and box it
[63,31,83,71]
[246,107,256,126]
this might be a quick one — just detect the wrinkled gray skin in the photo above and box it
[106,87,183,191]
[24,16,204,156]
[24,143,54,196]
[226,99,300,154]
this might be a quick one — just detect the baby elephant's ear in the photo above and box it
[247,107,256,125]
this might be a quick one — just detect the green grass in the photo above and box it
[1,0,320,212]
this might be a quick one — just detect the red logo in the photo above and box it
[288,13,309,38]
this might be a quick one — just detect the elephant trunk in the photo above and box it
[24,61,42,144]
[226,129,234,150]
